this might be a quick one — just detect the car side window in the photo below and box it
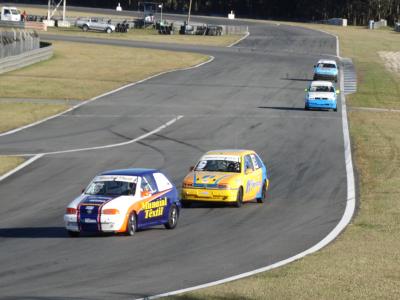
[153,173,173,191]
[141,174,158,193]
[244,155,254,173]
[250,154,261,170]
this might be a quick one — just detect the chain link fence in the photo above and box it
[0,29,40,59]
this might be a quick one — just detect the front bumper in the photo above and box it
[181,188,238,202]
[305,100,337,110]
[64,214,124,232]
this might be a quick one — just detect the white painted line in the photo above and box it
[0,56,214,137]
[0,154,44,182]
[136,26,357,300]
[227,31,250,48]
[6,116,183,157]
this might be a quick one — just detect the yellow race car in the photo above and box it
[181,150,269,207]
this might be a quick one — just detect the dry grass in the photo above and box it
[0,103,68,133]
[168,25,400,300]
[0,41,208,100]
[0,156,25,176]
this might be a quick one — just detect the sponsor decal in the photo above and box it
[142,197,167,219]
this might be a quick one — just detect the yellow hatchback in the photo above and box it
[181,150,269,207]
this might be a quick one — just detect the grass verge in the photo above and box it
[0,157,25,177]
[0,41,208,100]
[168,25,400,300]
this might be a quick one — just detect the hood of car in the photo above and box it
[307,92,336,101]
[184,171,241,188]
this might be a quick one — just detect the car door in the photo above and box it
[249,153,264,197]
[138,173,168,226]
[243,155,257,201]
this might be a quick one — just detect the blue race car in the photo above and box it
[64,169,181,237]
[305,81,339,112]
[313,59,339,82]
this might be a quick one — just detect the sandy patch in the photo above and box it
[379,51,400,75]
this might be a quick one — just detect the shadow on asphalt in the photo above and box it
[258,106,306,111]
[281,77,312,82]
[0,227,68,238]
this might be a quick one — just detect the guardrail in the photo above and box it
[0,29,53,74]
[0,43,53,74]
[369,19,387,29]
[0,29,40,59]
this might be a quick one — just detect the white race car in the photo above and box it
[305,81,339,111]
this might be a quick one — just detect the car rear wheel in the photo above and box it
[234,187,243,208]
[126,212,137,236]
[257,182,266,203]
[165,204,178,229]
[82,25,89,32]
[67,230,80,237]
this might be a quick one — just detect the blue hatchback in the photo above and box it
[313,59,339,82]
[305,81,339,112]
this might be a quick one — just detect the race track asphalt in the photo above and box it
[0,15,346,299]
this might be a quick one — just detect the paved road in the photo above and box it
[0,16,346,299]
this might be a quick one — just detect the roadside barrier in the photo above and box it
[395,23,400,32]
[0,29,53,74]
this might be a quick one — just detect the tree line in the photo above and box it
[8,0,400,25]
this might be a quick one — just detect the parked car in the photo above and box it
[75,17,115,33]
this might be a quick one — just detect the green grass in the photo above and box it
[168,25,400,300]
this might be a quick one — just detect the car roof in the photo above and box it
[317,59,337,65]
[205,149,256,156]
[310,81,334,87]
[100,168,157,176]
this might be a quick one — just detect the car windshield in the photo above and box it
[85,180,136,196]
[195,159,241,173]
[310,86,334,92]
[318,63,336,68]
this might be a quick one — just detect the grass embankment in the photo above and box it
[0,41,208,175]
[169,26,400,299]
[21,6,244,47]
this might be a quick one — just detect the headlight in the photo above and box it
[182,182,193,188]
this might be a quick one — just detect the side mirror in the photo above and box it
[81,189,85,194]
[313,65,316,68]
[189,166,194,171]
[141,190,151,197]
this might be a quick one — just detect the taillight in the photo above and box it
[66,207,77,214]
[103,208,120,215]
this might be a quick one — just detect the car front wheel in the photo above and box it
[82,25,89,32]
[106,27,112,33]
